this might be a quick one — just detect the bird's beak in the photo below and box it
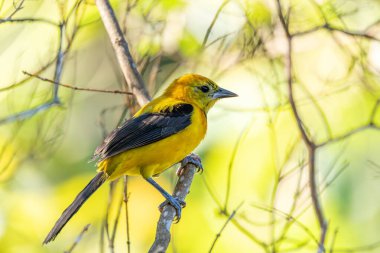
[212,87,238,99]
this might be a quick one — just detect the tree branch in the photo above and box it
[275,1,327,252]
[0,100,59,125]
[0,18,67,125]
[64,224,91,253]
[293,23,380,42]
[202,0,230,47]
[123,176,132,253]
[23,71,134,95]
[95,0,151,107]
[209,202,243,252]
[149,155,201,253]
[95,2,202,252]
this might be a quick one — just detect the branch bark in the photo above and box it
[275,1,328,252]
[149,155,200,253]
[95,0,151,107]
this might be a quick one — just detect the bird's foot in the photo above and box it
[177,153,203,177]
[159,196,186,222]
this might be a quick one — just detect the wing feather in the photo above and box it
[93,103,193,161]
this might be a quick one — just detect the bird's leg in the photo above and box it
[177,153,203,177]
[145,177,185,221]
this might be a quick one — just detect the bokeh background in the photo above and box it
[1,0,380,252]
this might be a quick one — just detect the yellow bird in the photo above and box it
[43,74,237,243]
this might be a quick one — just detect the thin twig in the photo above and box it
[229,216,269,250]
[123,176,131,253]
[0,20,80,93]
[275,162,306,248]
[209,202,243,252]
[23,71,134,95]
[0,17,57,25]
[251,203,320,246]
[202,0,230,47]
[0,19,68,125]
[64,224,91,253]
[293,23,380,42]
[109,190,124,251]
[0,100,59,125]
[104,180,118,253]
[317,124,379,147]
[53,22,64,104]
[100,220,105,253]
[9,0,25,18]
[329,228,339,253]
[223,118,254,212]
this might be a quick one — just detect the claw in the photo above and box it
[178,153,203,176]
[158,196,186,222]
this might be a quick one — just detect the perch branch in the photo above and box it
[149,155,201,253]
[95,2,201,253]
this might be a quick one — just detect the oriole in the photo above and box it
[43,74,237,243]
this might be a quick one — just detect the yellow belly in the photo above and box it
[98,107,206,180]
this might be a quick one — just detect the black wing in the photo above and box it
[93,103,193,162]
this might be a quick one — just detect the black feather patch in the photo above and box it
[93,103,193,161]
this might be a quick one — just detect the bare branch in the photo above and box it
[0,0,57,24]
[103,180,122,253]
[317,125,378,147]
[275,1,327,252]
[64,224,91,253]
[317,99,380,147]
[23,71,134,95]
[95,0,150,107]
[209,202,243,253]
[223,118,253,212]
[52,22,65,103]
[0,100,59,125]
[0,19,68,125]
[0,21,80,93]
[110,190,124,251]
[202,0,230,47]
[148,155,201,253]
[123,176,131,253]
[329,228,339,253]
[251,203,320,246]
[293,23,380,42]
[0,17,57,25]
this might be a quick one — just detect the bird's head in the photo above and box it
[164,74,237,112]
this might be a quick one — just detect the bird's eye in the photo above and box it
[199,85,210,93]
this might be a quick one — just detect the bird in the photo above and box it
[43,73,237,244]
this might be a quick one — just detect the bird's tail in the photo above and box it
[43,172,108,244]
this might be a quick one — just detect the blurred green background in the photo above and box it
[1,0,380,252]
